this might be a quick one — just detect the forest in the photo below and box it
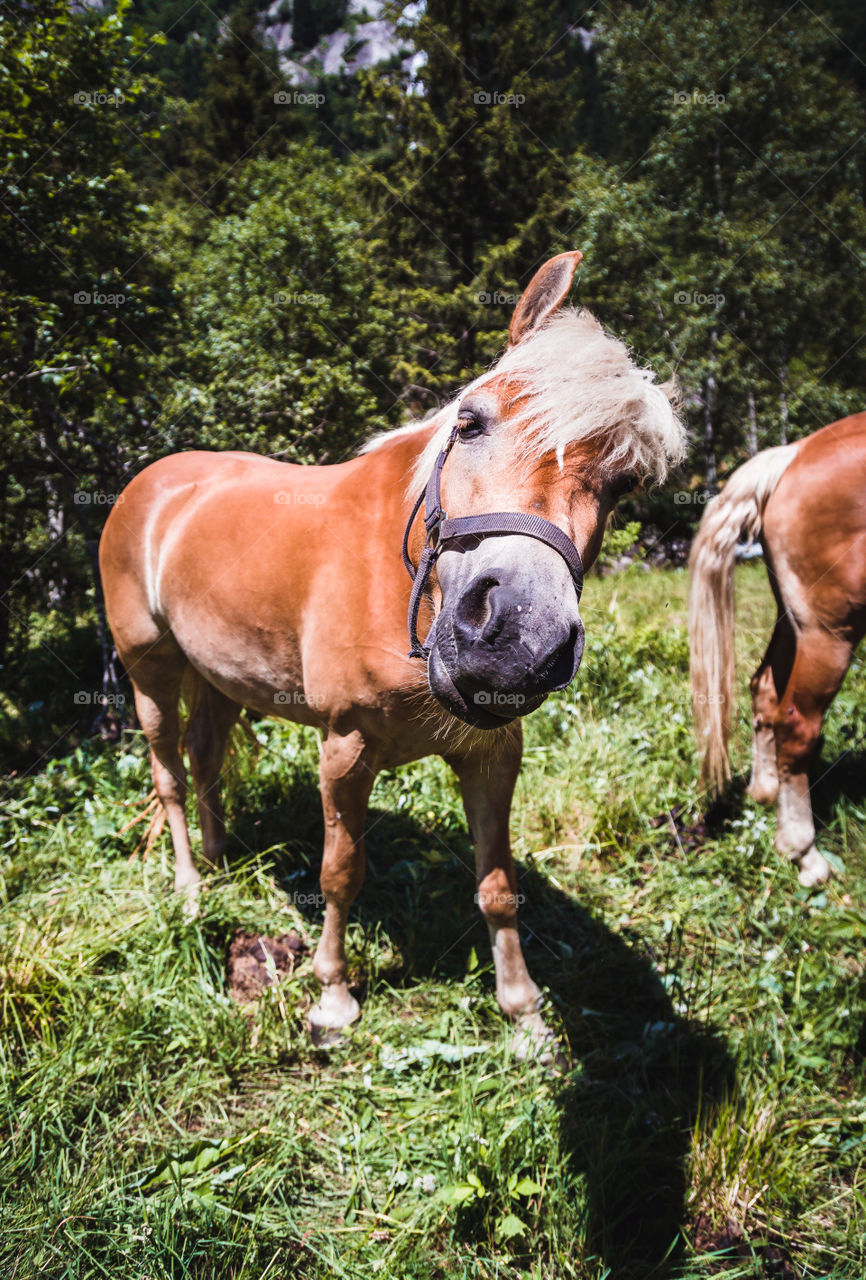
[4,0,866,762]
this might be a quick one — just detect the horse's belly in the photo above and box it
[166,598,309,712]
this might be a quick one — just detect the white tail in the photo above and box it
[688,445,798,790]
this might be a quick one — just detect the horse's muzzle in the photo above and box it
[426,576,585,729]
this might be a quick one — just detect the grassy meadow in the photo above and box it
[1,562,864,1279]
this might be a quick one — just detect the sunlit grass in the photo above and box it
[0,564,863,1278]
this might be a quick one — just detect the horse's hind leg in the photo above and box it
[127,644,199,898]
[184,677,241,868]
[310,731,377,1035]
[450,727,556,1063]
[772,627,851,886]
[748,610,795,805]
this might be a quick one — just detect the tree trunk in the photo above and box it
[44,474,67,606]
[778,363,789,446]
[746,386,758,457]
[0,467,10,661]
[39,408,120,701]
[703,328,719,493]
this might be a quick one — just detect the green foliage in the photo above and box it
[570,1,866,483]
[355,0,592,404]
[151,147,405,460]
[127,0,241,98]
[292,0,350,54]
[155,3,315,201]
[595,518,642,572]
[0,0,176,690]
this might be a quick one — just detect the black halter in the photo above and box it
[402,426,585,659]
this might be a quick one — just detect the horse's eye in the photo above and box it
[457,411,484,439]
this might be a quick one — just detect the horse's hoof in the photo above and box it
[310,1023,349,1048]
[747,779,779,807]
[511,1011,568,1072]
[176,879,202,919]
[796,846,832,887]
[309,985,360,1041]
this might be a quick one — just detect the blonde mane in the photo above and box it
[362,308,685,488]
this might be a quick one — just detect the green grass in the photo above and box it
[1,563,864,1279]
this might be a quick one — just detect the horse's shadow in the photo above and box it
[810,740,866,824]
[227,771,734,1278]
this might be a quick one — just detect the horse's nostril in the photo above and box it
[454,576,500,634]
[540,624,581,687]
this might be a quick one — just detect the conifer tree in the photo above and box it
[358,0,591,406]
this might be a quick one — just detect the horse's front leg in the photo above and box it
[450,726,557,1063]
[310,730,377,1036]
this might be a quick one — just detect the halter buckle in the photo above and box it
[424,505,446,538]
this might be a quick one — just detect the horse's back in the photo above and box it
[765,413,866,632]
[790,411,866,476]
[105,449,301,530]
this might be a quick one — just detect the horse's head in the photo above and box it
[411,251,685,728]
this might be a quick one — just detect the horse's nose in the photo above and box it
[450,572,583,693]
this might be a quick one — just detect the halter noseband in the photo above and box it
[402,425,585,659]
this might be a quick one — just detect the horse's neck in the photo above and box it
[351,420,443,520]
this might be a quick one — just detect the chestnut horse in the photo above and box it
[690,412,866,886]
[100,252,683,1056]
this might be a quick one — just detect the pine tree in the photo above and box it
[156,4,313,206]
[357,0,591,408]
[569,0,866,483]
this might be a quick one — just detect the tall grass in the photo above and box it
[1,563,863,1278]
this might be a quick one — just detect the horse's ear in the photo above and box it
[508,251,583,347]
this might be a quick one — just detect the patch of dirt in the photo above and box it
[227,929,308,1004]
[650,803,708,852]
[691,1214,797,1278]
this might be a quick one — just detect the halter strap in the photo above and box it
[403,430,584,659]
